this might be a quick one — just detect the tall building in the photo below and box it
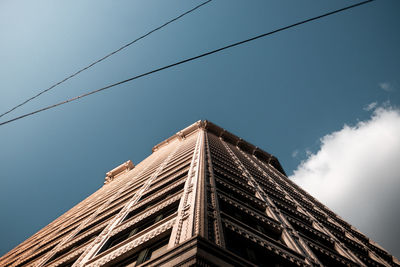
[1,120,398,267]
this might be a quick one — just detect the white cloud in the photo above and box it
[379,82,394,92]
[363,101,377,111]
[290,105,400,257]
[291,150,298,158]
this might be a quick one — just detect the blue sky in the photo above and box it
[1,0,399,259]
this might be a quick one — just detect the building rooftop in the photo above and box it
[152,120,286,175]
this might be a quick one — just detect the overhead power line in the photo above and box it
[0,0,374,127]
[0,0,212,119]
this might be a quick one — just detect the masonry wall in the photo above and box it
[1,121,398,267]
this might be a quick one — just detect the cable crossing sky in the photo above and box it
[0,0,374,127]
[0,0,212,119]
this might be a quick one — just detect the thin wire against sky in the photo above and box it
[0,0,374,127]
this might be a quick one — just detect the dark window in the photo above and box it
[124,183,183,223]
[46,228,103,264]
[113,236,170,267]
[75,208,121,236]
[216,181,265,213]
[99,203,178,254]
[308,244,348,267]
[223,227,294,267]
[289,219,334,250]
[219,199,281,241]
[149,171,187,192]
[138,180,184,203]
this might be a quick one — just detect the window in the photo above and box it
[223,227,293,267]
[219,199,282,241]
[123,184,183,222]
[15,244,56,267]
[46,228,103,265]
[99,203,178,254]
[138,181,184,203]
[113,236,170,267]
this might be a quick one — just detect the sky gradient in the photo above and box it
[1,0,399,259]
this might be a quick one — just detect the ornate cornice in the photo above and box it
[151,120,286,175]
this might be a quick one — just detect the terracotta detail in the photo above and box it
[1,121,397,267]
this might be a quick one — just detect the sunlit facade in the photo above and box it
[1,120,398,266]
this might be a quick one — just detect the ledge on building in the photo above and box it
[104,160,134,184]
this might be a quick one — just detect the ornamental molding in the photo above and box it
[215,178,266,208]
[306,241,358,266]
[56,221,108,253]
[222,140,321,265]
[203,132,226,247]
[74,140,183,266]
[169,130,203,247]
[213,166,255,191]
[86,218,176,267]
[125,179,185,216]
[222,219,306,266]
[48,243,89,267]
[110,193,182,236]
[151,121,286,174]
[252,148,366,266]
[218,193,282,233]
[146,167,189,194]
[104,160,134,184]
[271,199,313,226]
[286,216,333,244]
[214,174,255,195]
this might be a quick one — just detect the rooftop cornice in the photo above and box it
[152,120,286,176]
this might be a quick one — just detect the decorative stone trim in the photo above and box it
[221,140,321,265]
[213,166,256,193]
[73,140,184,266]
[271,199,313,225]
[306,241,358,266]
[86,218,176,267]
[14,240,57,266]
[170,130,203,247]
[244,149,367,266]
[333,232,368,254]
[56,221,107,253]
[110,193,182,236]
[352,252,387,267]
[104,160,134,184]
[286,216,333,244]
[125,178,185,215]
[47,243,88,267]
[222,219,306,266]
[218,192,282,233]
[150,165,189,190]
[215,178,265,208]
[204,132,226,247]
